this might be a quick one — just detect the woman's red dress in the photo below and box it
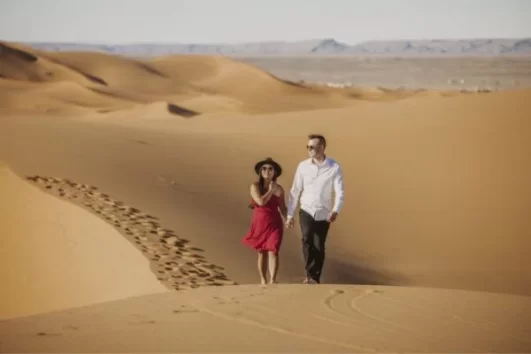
[242,195,283,254]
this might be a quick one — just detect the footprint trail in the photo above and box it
[26,175,237,291]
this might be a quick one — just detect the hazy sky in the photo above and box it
[1,0,530,44]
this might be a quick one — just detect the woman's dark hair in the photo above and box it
[257,173,277,196]
[249,170,278,209]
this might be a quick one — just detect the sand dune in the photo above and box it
[1,41,468,116]
[23,173,236,291]
[0,78,139,115]
[0,42,96,85]
[0,164,168,320]
[2,285,531,352]
[2,88,530,294]
[1,43,530,352]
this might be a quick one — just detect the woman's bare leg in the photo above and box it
[258,251,268,285]
[268,251,279,284]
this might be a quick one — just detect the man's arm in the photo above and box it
[286,164,303,219]
[332,165,344,214]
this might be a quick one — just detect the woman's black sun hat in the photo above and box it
[254,157,282,177]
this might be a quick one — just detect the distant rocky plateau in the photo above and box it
[24,38,531,57]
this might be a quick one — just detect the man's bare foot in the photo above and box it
[269,279,278,284]
[260,278,267,285]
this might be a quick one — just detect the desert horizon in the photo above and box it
[1,37,531,352]
[9,39,531,91]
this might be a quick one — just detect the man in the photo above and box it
[286,134,344,284]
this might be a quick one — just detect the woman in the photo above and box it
[242,157,287,285]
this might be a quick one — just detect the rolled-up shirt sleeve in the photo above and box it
[287,164,303,218]
[332,166,344,214]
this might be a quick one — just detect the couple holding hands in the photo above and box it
[242,134,344,285]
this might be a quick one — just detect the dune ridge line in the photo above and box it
[25,175,237,290]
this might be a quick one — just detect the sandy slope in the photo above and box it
[1,43,530,352]
[1,284,531,352]
[1,90,530,295]
[0,164,168,320]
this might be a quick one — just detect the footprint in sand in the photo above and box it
[129,320,156,325]
[173,308,199,314]
[36,332,61,337]
[25,175,237,291]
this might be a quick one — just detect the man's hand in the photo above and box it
[327,212,338,223]
[285,217,294,228]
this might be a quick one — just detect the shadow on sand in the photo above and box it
[167,103,199,118]
[323,257,407,286]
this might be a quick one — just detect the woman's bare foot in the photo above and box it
[260,278,267,285]
[269,279,278,284]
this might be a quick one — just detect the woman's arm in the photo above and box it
[250,183,275,206]
[277,185,288,220]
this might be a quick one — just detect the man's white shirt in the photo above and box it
[287,157,344,221]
